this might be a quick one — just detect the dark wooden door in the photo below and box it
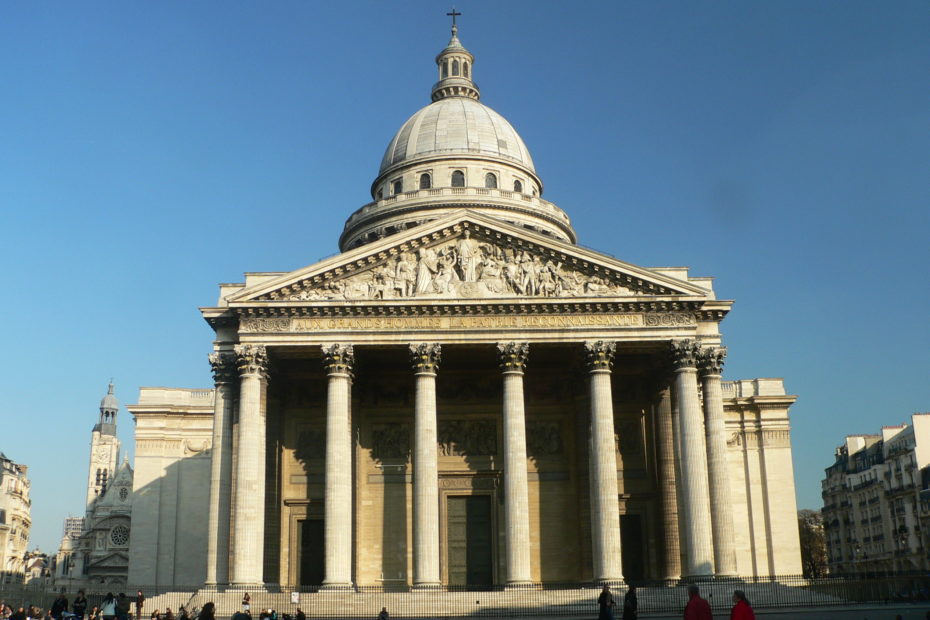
[620,514,645,582]
[298,519,324,586]
[447,495,493,587]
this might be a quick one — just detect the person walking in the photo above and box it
[72,591,87,620]
[622,585,637,620]
[136,592,145,620]
[683,585,712,620]
[597,584,616,620]
[729,590,753,620]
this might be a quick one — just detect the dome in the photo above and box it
[100,382,119,412]
[379,97,536,177]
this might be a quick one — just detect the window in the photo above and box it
[452,60,460,76]
[513,180,523,193]
[442,61,449,79]
[463,62,469,78]
[392,179,403,195]
[376,189,383,200]
[451,170,465,187]
[419,173,431,190]
[484,173,498,189]
[0,509,6,525]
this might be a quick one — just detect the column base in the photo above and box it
[320,582,355,592]
[411,582,442,591]
[593,578,625,587]
[503,581,536,590]
[713,572,740,581]
[230,581,264,588]
[680,574,715,583]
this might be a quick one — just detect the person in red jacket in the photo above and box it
[683,585,712,620]
[729,590,754,620]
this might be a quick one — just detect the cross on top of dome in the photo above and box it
[432,9,479,102]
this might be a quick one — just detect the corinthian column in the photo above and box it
[321,344,354,590]
[584,341,623,583]
[410,343,441,589]
[654,384,682,580]
[699,347,738,577]
[231,344,269,586]
[206,351,236,585]
[497,342,532,587]
[669,339,714,579]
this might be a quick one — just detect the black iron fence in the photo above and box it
[3,574,930,618]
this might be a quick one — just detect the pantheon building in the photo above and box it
[127,24,802,589]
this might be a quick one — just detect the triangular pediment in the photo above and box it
[87,551,129,569]
[227,210,710,305]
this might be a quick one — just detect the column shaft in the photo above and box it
[700,348,738,577]
[206,352,236,585]
[231,345,268,586]
[498,342,532,585]
[655,386,682,580]
[411,342,441,588]
[671,340,715,578]
[322,344,354,589]
[585,341,623,583]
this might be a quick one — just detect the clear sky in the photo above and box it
[2,1,928,554]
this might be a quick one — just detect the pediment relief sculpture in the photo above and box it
[263,231,643,302]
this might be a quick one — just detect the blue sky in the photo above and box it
[2,1,928,553]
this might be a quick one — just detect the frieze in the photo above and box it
[439,476,497,490]
[526,421,563,457]
[371,423,411,461]
[240,312,697,333]
[437,419,497,456]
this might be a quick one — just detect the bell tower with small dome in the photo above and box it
[85,382,122,511]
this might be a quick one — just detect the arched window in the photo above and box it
[513,180,523,193]
[452,60,460,76]
[451,170,465,187]
[392,179,403,195]
[463,62,469,78]
[485,173,498,189]
[376,189,383,200]
[442,61,449,79]
[419,173,431,189]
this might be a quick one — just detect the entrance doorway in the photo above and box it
[620,514,645,581]
[447,495,493,587]
[297,519,324,586]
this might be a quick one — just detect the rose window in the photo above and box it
[110,524,130,546]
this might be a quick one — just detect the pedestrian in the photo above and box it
[115,596,130,620]
[150,611,160,620]
[683,585,712,620]
[163,610,173,620]
[176,608,188,620]
[72,591,87,620]
[242,595,250,613]
[377,608,389,620]
[136,593,145,620]
[100,595,116,620]
[597,584,616,620]
[294,610,305,620]
[50,592,68,620]
[622,586,637,620]
[88,607,100,620]
[729,590,753,620]
[197,604,214,620]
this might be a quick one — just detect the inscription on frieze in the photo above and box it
[240,312,696,333]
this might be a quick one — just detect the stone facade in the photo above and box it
[822,413,930,575]
[126,23,803,588]
[0,453,31,584]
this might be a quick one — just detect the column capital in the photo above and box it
[497,341,529,373]
[669,339,700,371]
[698,346,727,377]
[409,342,441,374]
[233,344,269,380]
[583,340,616,372]
[322,343,355,376]
[208,351,237,385]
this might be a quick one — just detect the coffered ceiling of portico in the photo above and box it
[224,210,715,311]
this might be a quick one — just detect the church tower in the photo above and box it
[85,382,121,511]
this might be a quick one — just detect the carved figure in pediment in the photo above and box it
[415,247,439,293]
[394,252,417,297]
[455,230,481,282]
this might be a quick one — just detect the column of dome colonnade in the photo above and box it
[699,347,738,577]
[205,351,237,585]
[321,344,355,589]
[669,339,715,579]
[410,343,442,589]
[231,344,270,586]
[497,342,532,587]
[654,385,682,580]
[584,341,623,583]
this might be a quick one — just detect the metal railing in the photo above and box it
[5,574,930,618]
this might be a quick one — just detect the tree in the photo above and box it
[798,509,828,577]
